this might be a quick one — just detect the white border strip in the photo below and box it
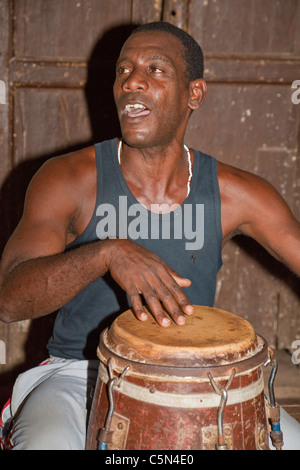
[99,363,264,409]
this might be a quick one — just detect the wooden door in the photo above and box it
[0,0,299,402]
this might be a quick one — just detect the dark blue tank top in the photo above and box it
[47,138,223,360]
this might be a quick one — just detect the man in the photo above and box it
[0,22,299,450]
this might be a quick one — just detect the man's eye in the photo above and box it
[118,66,130,74]
[150,66,163,73]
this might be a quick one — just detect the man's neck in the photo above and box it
[119,140,193,209]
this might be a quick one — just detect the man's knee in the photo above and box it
[11,377,87,450]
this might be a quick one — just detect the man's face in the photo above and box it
[113,31,192,149]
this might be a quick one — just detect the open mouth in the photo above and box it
[124,103,151,118]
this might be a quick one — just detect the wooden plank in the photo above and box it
[214,239,281,348]
[204,57,300,84]
[185,83,298,169]
[13,0,133,60]
[0,0,13,251]
[6,87,93,246]
[13,87,92,163]
[9,56,300,88]
[188,0,300,55]
[131,0,163,23]
[0,0,12,388]
[278,278,300,351]
[0,0,11,183]
[282,406,300,422]
[162,0,189,29]
[10,59,87,88]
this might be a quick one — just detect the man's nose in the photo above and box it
[122,69,148,92]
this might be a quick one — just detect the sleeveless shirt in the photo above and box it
[47,138,223,360]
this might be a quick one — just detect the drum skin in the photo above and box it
[86,306,270,450]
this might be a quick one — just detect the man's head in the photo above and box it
[131,22,204,86]
[113,22,207,149]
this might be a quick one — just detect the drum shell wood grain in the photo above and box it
[86,355,269,450]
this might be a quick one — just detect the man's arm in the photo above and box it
[0,152,193,326]
[219,162,300,276]
[0,154,107,322]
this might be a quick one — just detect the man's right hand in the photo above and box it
[102,238,194,327]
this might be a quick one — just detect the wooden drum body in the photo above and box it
[86,306,271,450]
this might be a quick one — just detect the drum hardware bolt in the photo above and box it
[264,359,284,451]
[208,369,236,451]
[267,346,275,362]
[149,387,156,394]
[114,365,130,388]
[97,360,130,450]
[117,422,124,430]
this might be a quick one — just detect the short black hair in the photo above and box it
[131,21,204,82]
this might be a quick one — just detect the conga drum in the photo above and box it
[86,306,274,450]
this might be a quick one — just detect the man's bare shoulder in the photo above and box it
[25,145,96,209]
[217,160,268,192]
[25,146,97,238]
[216,160,288,240]
[37,145,96,182]
[216,160,281,212]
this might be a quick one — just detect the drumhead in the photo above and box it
[102,306,259,367]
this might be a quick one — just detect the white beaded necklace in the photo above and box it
[117,140,193,198]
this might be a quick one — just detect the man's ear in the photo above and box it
[188,79,207,111]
